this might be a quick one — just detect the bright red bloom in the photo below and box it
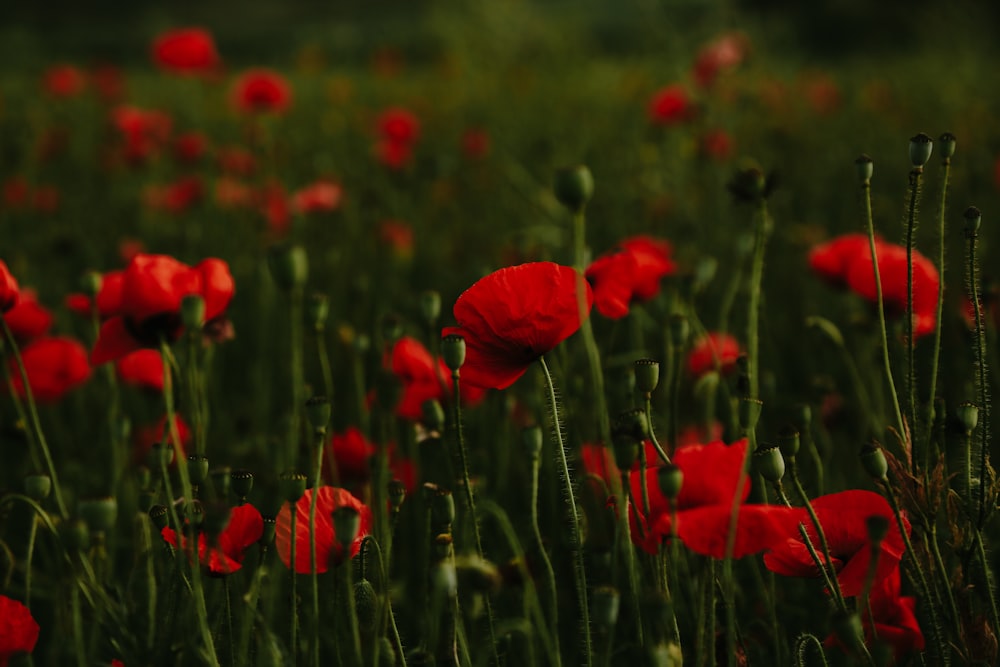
[173,132,210,165]
[0,595,40,666]
[692,32,748,89]
[686,332,742,376]
[116,349,165,392]
[764,489,910,597]
[808,233,873,288]
[43,64,86,97]
[290,180,343,215]
[0,261,20,312]
[442,262,593,390]
[4,290,52,342]
[586,236,676,319]
[8,336,91,403]
[648,84,694,126]
[162,504,263,575]
[66,270,125,320]
[377,108,420,144]
[275,486,372,574]
[151,28,220,75]
[231,69,292,114]
[90,254,235,364]
[388,336,484,421]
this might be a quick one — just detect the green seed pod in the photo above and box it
[441,334,466,371]
[211,466,232,498]
[307,292,329,331]
[738,397,763,430]
[278,471,307,503]
[794,403,812,432]
[634,359,660,394]
[24,474,51,501]
[186,499,204,528]
[80,270,102,297]
[419,290,441,327]
[833,610,866,653]
[657,464,683,501]
[305,395,331,432]
[866,515,890,545]
[79,497,118,533]
[187,456,210,486]
[181,294,205,330]
[956,402,980,435]
[333,506,362,550]
[136,466,153,491]
[726,161,769,202]
[260,515,276,546]
[230,469,254,501]
[939,132,956,160]
[860,441,888,480]
[908,133,933,168]
[776,426,800,459]
[431,489,456,529]
[522,425,543,459]
[614,408,650,442]
[388,479,406,512]
[422,399,446,432]
[354,579,379,632]
[964,206,982,235]
[148,504,169,532]
[753,446,785,483]
[612,436,639,472]
[553,164,594,213]
[591,586,621,630]
[267,243,308,292]
[855,154,874,184]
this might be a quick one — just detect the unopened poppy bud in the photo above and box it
[431,553,458,597]
[964,206,982,235]
[278,471,307,502]
[939,132,956,160]
[422,399,446,431]
[860,441,888,480]
[267,243,308,292]
[389,479,406,512]
[333,506,362,551]
[148,504,169,531]
[354,579,378,632]
[908,133,933,168]
[419,290,441,326]
[591,586,621,630]
[866,515,890,545]
[956,402,979,435]
[431,489,456,528]
[202,501,231,541]
[24,474,51,501]
[181,294,205,330]
[80,270,102,297]
[669,314,689,347]
[231,469,253,501]
[79,497,118,533]
[522,425,543,459]
[307,292,329,331]
[657,464,683,500]
[855,154,874,185]
[187,456,209,486]
[441,334,466,371]
[305,395,331,433]
[753,446,785,483]
[553,164,594,213]
[777,426,800,459]
[738,397,763,430]
[727,161,769,202]
[614,408,650,442]
[634,359,660,394]
[613,436,639,472]
[260,515,276,546]
[62,517,90,551]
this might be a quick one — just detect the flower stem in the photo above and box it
[924,157,951,454]
[290,501,299,666]
[289,285,305,471]
[973,530,1000,642]
[528,445,562,666]
[904,167,923,471]
[539,354,592,667]
[309,429,325,667]
[966,229,991,529]
[789,461,845,608]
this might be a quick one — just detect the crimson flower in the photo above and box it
[4,290,52,342]
[442,262,593,390]
[686,332,742,376]
[161,504,263,575]
[214,178,254,209]
[0,595,39,667]
[290,180,343,215]
[231,69,292,114]
[90,254,235,365]
[377,108,420,145]
[375,140,414,170]
[0,261,20,312]
[111,105,172,164]
[8,336,91,403]
[763,489,909,597]
[217,146,256,176]
[42,64,86,97]
[324,427,418,495]
[388,336,484,421]
[151,28,220,75]
[275,486,372,574]
[116,349,165,392]
[648,84,695,126]
[66,270,125,320]
[586,236,676,319]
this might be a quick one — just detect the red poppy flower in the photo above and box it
[161,504,263,575]
[231,69,292,114]
[90,254,235,365]
[4,290,52,342]
[173,132,210,165]
[808,233,874,289]
[144,176,204,214]
[214,178,254,209]
[375,140,414,170]
[324,427,418,495]
[290,180,343,215]
[90,65,124,101]
[8,336,91,403]
[0,261,20,313]
[42,64,86,97]
[111,106,172,164]
[134,414,191,463]
[377,108,420,145]
[116,349,165,392]
[387,336,485,421]
[442,262,593,390]
[0,595,39,666]
[692,32,748,89]
[763,489,909,597]
[687,332,742,376]
[275,486,372,574]
[151,27,220,75]
[586,236,676,319]
[648,84,694,126]
[31,186,59,214]
[66,270,125,320]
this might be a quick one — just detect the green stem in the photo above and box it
[904,168,922,471]
[924,158,951,454]
[528,449,562,666]
[973,531,1000,643]
[317,326,334,405]
[309,429,325,667]
[25,512,37,609]
[645,394,671,465]
[291,501,299,666]
[967,231,991,530]
[539,355,592,667]
[927,525,962,646]
[290,286,305,471]
[71,583,86,667]
[789,462,845,608]
[342,553,363,667]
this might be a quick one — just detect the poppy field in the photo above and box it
[3,3,1000,666]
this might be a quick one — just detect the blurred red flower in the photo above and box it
[442,262,593,390]
[764,489,909,596]
[214,178,255,209]
[2,178,30,210]
[173,132,210,165]
[111,106,172,164]
[143,176,204,214]
[290,180,343,215]
[0,595,39,665]
[258,182,290,237]
[692,32,749,89]
[66,270,125,320]
[586,236,676,319]
[8,336,92,403]
[388,336,485,421]
[461,128,491,160]
[4,290,52,342]
[275,486,372,573]
[162,503,263,575]
[0,261,19,313]
[151,27,220,75]
[375,140,414,170]
[134,414,191,463]
[31,186,59,214]
[90,65,125,101]
[90,254,235,364]
[687,332,742,376]
[377,107,420,144]
[325,426,418,495]
[231,69,292,114]
[42,64,86,97]
[700,129,735,161]
[648,84,694,126]
[116,349,165,392]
